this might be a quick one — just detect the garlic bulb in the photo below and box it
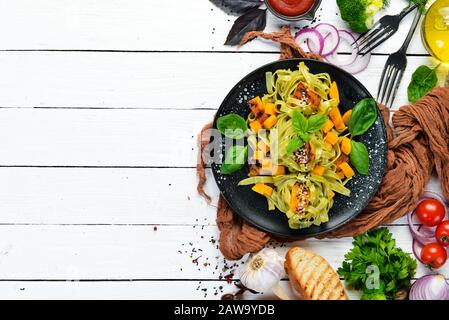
[239,248,284,293]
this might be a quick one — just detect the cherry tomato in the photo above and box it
[415,199,446,227]
[420,242,447,269]
[436,220,449,247]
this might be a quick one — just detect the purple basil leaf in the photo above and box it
[224,8,267,46]
[210,0,263,16]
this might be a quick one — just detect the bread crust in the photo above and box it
[285,247,348,300]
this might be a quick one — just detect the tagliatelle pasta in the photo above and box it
[238,62,352,229]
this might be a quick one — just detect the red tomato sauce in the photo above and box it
[268,0,315,17]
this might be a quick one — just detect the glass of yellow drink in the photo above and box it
[422,0,449,62]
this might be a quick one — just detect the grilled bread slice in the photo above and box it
[285,247,348,300]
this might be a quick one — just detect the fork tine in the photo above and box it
[378,64,393,104]
[353,22,378,44]
[358,28,394,55]
[354,24,383,47]
[387,69,405,108]
[377,63,389,98]
[384,67,400,107]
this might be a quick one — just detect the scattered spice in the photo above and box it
[224,273,234,284]
[192,256,202,265]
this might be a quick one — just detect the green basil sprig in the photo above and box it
[307,114,328,132]
[349,140,369,175]
[292,110,308,133]
[216,113,249,174]
[346,98,378,175]
[221,145,248,174]
[407,65,439,103]
[217,113,247,139]
[288,110,326,155]
[347,98,378,137]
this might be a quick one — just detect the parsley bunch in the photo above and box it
[337,227,417,300]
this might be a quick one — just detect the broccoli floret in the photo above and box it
[337,0,389,33]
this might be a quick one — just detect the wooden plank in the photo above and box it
[0,0,428,54]
[0,167,218,225]
[0,279,362,300]
[0,72,444,167]
[0,225,446,280]
[0,52,440,109]
[0,167,441,225]
[0,108,214,167]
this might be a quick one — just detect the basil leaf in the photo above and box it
[407,65,438,103]
[291,109,308,133]
[348,98,378,137]
[224,8,267,46]
[307,114,327,133]
[210,0,262,16]
[350,140,369,175]
[298,132,310,142]
[221,145,248,174]
[217,113,247,139]
[286,138,304,155]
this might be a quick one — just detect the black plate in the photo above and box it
[211,59,387,239]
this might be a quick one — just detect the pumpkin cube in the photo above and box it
[312,165,326,176]
[340,137,352,155]
[261,159,273,171]
[329,106,346,131]
[264,102,277,115]
[271,165,286,176]
[338,162,355,178]
[253,150,265,161]
[248,96,264,112]
[325,131,339,145]
[322,119,334,133]
[329,81,340,103]
[252,183,273,196]
[257,140,270,153]
[249,120,262,133]
[263,115,278,129]
[342,109,352,125]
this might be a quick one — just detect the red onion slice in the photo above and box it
[412,238,424,263]
[324,29,371,75]
[409,274,449,300]
[313,23,340,56]
[408,212,435,245]
[325,30,358,67]
[407,190,449,245]
[343,51,371,74]
[295,28,324,54]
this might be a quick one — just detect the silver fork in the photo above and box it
[355,3,418,56]
[377,9,421,108]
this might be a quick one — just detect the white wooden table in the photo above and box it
[0,0,447,300]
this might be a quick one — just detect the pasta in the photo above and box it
[238,62,352,229]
